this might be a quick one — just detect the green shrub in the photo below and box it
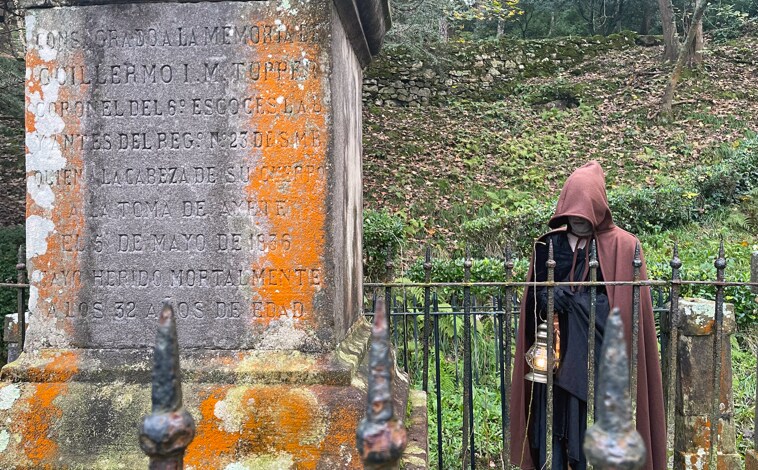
[462,134,758,252]
[694,137,758,211]
[363,209,406,281]
[608,184,695,234]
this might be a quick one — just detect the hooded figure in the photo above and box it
[509,161,666,469]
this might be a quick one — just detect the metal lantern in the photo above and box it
[525,322,558,383]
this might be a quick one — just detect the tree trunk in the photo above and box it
[686,19,704,66]
[639,0,653,34]
[660,0,710,117]
[438,17,449,43]
[658,0,678,61]
[497,19,504,38]
[549,11,555,37]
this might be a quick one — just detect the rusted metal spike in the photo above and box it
[590,239,599,269]
[140,303,196,470]
[423,247,432,278]
[463,247,472,282]
[548,239,555,266]
[670,243,682,271]
[715,237,727,273]
[633,242,642,277]
[385,247,394,280]
[357,297,407,468]
[152,303,183,413]
[505,244,514,272]
[584,308,646,470]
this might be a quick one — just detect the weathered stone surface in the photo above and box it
[678,298,736,336]
[674,451,741,470]
[362,32,639,106]
[674,416,736,454]
[23,0,359,353]
[402,390,429,470]
[0,318,413,468]
[675,335,733,416]
[674,298,739,470]
[746,449,758,470]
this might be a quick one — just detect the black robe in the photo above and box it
[526,232,610,470]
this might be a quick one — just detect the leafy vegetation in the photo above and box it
[0,226,24,318]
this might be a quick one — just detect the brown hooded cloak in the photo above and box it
[509,161,666,469]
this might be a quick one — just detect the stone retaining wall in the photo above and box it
[362,32,649,106]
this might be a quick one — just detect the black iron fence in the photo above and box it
[364,243,758,469]
[0,242,756,469]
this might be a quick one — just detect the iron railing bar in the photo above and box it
[374,307,677,317]
[502,246,514,466]
[666,244,682,450]
[412,302,419,376]
[16,244,26,354]
[710,241,726,468]
[402,287,409,374]
[631,243,641,423]
[545,240,556,469]
[422,248,432,392]
[453,295,459,387]
[433,292,443,470]
[587,239,598,458]
[473,296,479,386]
[462,251,475,469]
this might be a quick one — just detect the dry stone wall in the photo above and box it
[363,32,642,106]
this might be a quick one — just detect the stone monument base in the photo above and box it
[0,319,412,469]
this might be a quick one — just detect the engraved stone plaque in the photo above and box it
[24,0,358,351]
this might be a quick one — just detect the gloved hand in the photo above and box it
[553,286,575,314]
[536,286,574,314]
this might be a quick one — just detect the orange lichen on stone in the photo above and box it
[15,383,66,465]
[245,17,328,330]
[185,385,362,468]
[25,350,80,383]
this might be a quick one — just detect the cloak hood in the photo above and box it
[548,161,614,232]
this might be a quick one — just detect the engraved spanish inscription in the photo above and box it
[25,1,330,349]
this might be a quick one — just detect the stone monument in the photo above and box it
[0,0,419,468]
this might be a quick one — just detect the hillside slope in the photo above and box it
[362,35,758,253]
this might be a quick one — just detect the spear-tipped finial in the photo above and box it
[589,239,599,269]
[423,247,432,279]
[16,244,25,271]
[633,241,642,267]
[140,303,195,470]
[357,297,407,468]
[670,243,682,271]
[505,244,514,271]
[547,239,556,270]
[715,237,727,272]
[584,308,647,469]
